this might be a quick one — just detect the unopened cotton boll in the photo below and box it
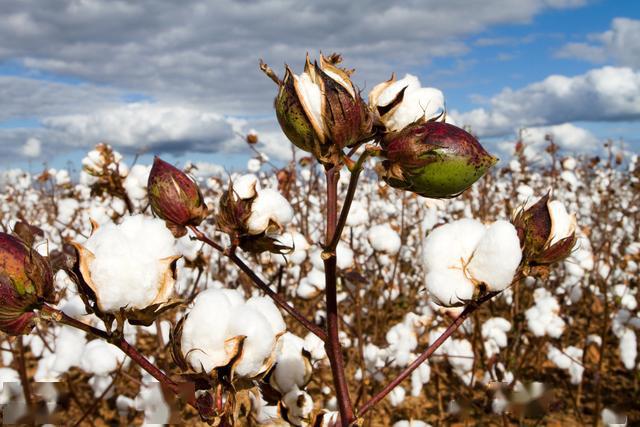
[74,215,179,313]
[246,189,294,235]
[467,220,522,291]
[367,224,401,255]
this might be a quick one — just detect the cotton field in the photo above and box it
[0,134,637,425]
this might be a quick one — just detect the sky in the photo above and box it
[1,0,639,173]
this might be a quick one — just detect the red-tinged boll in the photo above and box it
[263,54,373,166]
[512,193,577,265]
[0,233,55,335]
[378,121,498,198]
[148,157,209,237]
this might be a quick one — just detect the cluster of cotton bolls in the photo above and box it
[0,140,638,424]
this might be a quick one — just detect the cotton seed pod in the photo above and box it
[263,54,372,166]
[0,232,55,335]
[378,121,497,198]
[513,193,577,265]
[148,157,208,237]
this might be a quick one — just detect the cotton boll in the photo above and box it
[410,363,431,397]
[482,317,511,358]
[547,345,584,384]
[619,328,637,370]
[282,388,314,424]
[247,189,294,235]
[81,340,125,376]
[336,241,354,269]
[367,224,401,255]
[52,326,87,374]
[303,332,327,361]
[425,268,474,307]
[57,198,79,224]
[124,164,151,203]
[467,220,522,291]
[136,372,170,425]
[274,231,310,265]
[247,158,262,173]
[226,305,278,378]
[422,219,485,273]
[297,268,326,299]
[233,174,260,199]
[245,296,286,336]
[271,333,311,393]
[346,200,369,226]
[388,385,406,407]
[181,289,236,372]
[547,200,576,246]
[80,215,178,312]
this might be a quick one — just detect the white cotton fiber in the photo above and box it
[83,215,178,312]
[367,224,402,255]
[467,220,522,291]
[247,189,294,235]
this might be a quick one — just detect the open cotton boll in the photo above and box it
[226,305,279,377]
[180,289,238,373]
[52,326,87,374]
[410,363,431,397]
[233,174,260,199]
[294,72,325,136]
[136,371,171,425]
[422,219,486,273]
[297,268,326,299]
[245,296,286,336]
[80,215,178,312]
[385,87,445,132]
[547,345,584,384]
[619,328,637,370]
[283,388,314,425]
[525,288,565,338]
[80,340,125,376]
[274,231,310,265]
[346,200,369,227]
[374,74,421,107]
[124,164,151,203]
[467,220,522,291]
[246,189,294,235]
[336,241,354,269]
[425,268,474,306]
[482,317,511,358]
[303,332,327,361]
[548,200,577,246]
[247,158,262,173]
[368,224,401,255]
[388,385,406,407]
[271,333,311,393]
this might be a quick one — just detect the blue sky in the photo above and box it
[1,0,639,173]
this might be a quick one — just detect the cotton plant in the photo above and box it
[0,51,593,426]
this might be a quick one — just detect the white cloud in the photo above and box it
[453,66,640,137]
[22,137,41,157]
[556,18,640,68]
[496,123,599,160]
[41,103,238,153]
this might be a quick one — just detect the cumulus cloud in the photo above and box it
[496,123,599,160]
[556,18,640,68]
[21,137,41,157]
[0,0,586,116]
[41,103,238,153]
[452,66,640,137]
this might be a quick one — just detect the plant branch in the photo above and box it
[188,225,328,342]
[358,291,499,417]
[40,304,196,407]
[327,151,369,252]
[324,165,356,426]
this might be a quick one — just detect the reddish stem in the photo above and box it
[324,166,356,426]
[358,291,498,417]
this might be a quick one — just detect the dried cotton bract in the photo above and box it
[422,219,522,306]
